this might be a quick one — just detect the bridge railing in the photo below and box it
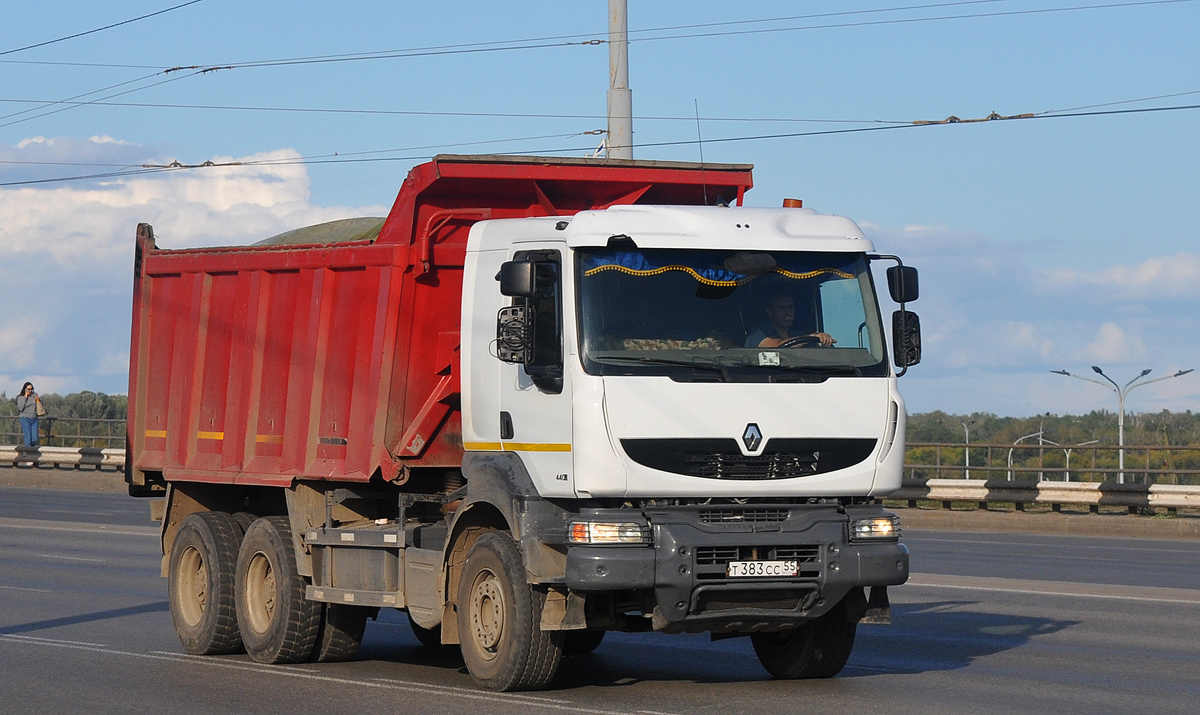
[0,416,125,449]
[904,442,1200,485]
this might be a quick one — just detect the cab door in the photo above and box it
[498,245,574,497]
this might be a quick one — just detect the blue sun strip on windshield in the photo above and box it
[582,263,854,286]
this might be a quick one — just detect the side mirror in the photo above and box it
[886,266,919,303]
[496,305,533,364]
[497,260,536,297]
[892,310,922,372]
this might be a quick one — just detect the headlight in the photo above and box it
[851,516,900,541]
[568,521,649,545]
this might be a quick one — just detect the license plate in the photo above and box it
[725,560,799,578]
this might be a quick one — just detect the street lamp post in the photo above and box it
[1064,440,1101,482]
[1051,367,1195,484]
[1007,431,1043,481]
[961,419,976,479]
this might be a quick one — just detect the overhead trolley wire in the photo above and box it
[621,0,1200,45]
[0,1,206,57]
[0,68,208,130]
[6,99,1200,188]
[180,0,1200,71]
[0,97,907,125]
[3,0,1193,74]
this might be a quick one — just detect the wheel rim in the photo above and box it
[244,550,277,635]
[468,568,506,660]
[177,545,207,627]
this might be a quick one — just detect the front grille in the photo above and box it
[694,545,821,566]
[698,508,789,523]
[687,451,817,479]
[621,438,876,480]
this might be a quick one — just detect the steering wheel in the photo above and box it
[776,334,823,348]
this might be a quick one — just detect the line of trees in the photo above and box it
[907,410,1200,447]
[1,390,128,447]
[905,410,1200,484]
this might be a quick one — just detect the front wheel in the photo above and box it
[456,532,563,691]
[750,598,857,679]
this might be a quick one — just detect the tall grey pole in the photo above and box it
[961,420,974,480]
[607,0,633,159]
[1051,367,1194,484]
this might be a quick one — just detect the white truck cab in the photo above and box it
[462,204,910,500]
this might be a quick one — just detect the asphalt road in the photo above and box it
[2,485,1199,714]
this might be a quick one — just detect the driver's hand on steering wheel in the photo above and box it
[813,332,836,347]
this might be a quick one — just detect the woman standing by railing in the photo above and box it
[16,382,40,447]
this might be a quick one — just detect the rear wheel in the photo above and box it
[167,511,243,655]
[310,604,373,662]
[231,511,257,536]
[563,630,606,656]
[456,532,563,691]
[235,515,321,664]
[750,598,857,679]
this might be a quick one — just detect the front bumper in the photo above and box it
[564,504,908,633]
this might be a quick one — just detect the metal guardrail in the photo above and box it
[1,445,125,469]
[0,416,125,449]
[904,441,1200,485]
[888,478,1200,512]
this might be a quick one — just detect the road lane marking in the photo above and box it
[0,634,681,715]
[908,535,1200,556]
[2,633,105,647]
[0,584,53,593]
[0,517,157,537]
[36,554,106,563]
[908,573,1200,604]
[154,653,680,715]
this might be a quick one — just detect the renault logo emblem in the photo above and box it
[742,423,763,452]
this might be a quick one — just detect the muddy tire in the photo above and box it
[235,515,321,664]
[167,511,244,655]
[310,604,372,662]
[456,532,563,691]
[231,511,257,536]
[751,598,857,679]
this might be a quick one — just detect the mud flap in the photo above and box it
[540,587,587,630]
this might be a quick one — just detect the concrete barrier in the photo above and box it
[889,478,1200,510]
[1,445,125,469]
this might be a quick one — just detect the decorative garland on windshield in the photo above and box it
[583,263,854,286]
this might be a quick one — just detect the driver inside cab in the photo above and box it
[744,294,836,348]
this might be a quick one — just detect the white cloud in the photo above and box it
[95,352,131,376]
[0,137,388,395]
[0,316,45,372]
[863,222,1200,415]
[1080,322,1149,363]
[1043,252,1200,298]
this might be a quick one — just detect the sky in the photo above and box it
[1,0,1198,416]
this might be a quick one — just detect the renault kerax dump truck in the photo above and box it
[127,155,922,691]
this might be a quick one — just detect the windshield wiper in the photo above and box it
[593,355,730,382]
[772,364,862,376]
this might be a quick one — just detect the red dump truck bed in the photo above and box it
[125,155,754,494]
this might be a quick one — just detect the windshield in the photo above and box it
[577,248,887,380]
